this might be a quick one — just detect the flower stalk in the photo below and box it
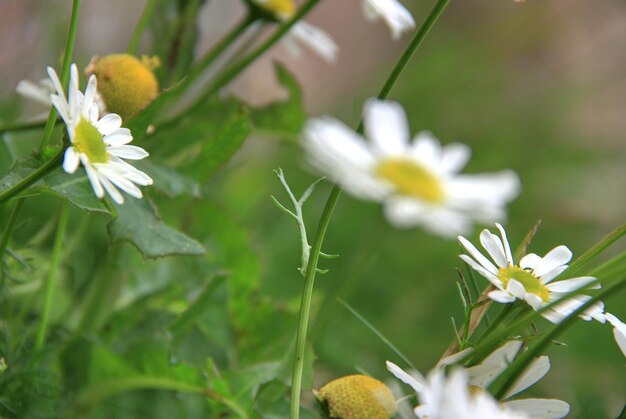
[35,204,69,350]
[289,0,451,417]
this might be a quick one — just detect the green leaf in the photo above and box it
[183,105,251,181]
[150,99,252,182]
[133,160,200,198]
[0,157,111,214]
[107,198,206,258]
[250,63,306,134]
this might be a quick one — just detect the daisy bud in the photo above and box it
[85,54,159,120]
[314,374,397,419]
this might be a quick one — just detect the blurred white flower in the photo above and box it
[250,0,338,62]
[362,0,416,39]
[458,223,606,324]
[386,364,528,419]
[303,99,520,238]
[17,75,107,115]
[48,64,152,204]
[605,313,626,357]
[387,341,570,419]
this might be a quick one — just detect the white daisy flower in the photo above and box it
[605,313,626,358]
[362,0,416,39]
[48,64,152,204]
[387,365,528,419]
[458,223,606,324]
[250,0,339,63]
[303,99,520,238]
[387,341,570,418]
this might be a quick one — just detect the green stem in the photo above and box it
[566,223,626,278]
[289,2,451,416]
[179,13,257,92]
[0,148,64,206]
[489,276,626,398]
[162,0,321,130]
[127,0,158,55]
[35,204,69,350]
[40,0,81,150]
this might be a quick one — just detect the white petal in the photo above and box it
[539,264,569,284]
[546,276,599,293]
[458,235,499,275]
[409,132,442,170]
[82,74,97,117]
[467,342,521,388]
[480,229,509,268]
[104,132,134,147]
[363,98,410,156]
[97,172,125,204]
[440,142,471,174]
[362,0,416,39]
[289,21,338,63]
[81,158,104,199]
[525,293,544,310]
[495,223,514,265]
[533,246,572,277]
[95,113,122,135]
[459,254,501,287]
[504,356,550,398]
[520,253,542,270]
[50,95,71,125]
[386,361,425,394]
[62,147,80,173]
[107,145,149,160]
[96,165,143,199]
[605,313,626,357]
[503,399,570,419]
[46,66,65,99]
[489,290,516,303]
[16,80,52,106]
[506,278,526,300]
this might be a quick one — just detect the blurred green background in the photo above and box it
[1,0,625,417]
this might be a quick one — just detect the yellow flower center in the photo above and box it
[498,266,550,302]
[376,158,444,203]
[73,117,108,163]
[259,0,296,18]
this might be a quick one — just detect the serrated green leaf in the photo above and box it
[0,157,111,214]
[250,63,306,134]
[107,198,205,258]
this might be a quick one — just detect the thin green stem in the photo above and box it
[289,2,451,416]
[290,184,341,419]
[566,223,626,278]
[40,0,81,150]
[179,13,257,92]
[0,148,64,206]
[376,0,450,101]
[163,0,320,130]
[35,204,69,350]
[127,0,158,55]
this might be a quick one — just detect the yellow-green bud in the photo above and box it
[315,375,397,419]
[85,54,159,120]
